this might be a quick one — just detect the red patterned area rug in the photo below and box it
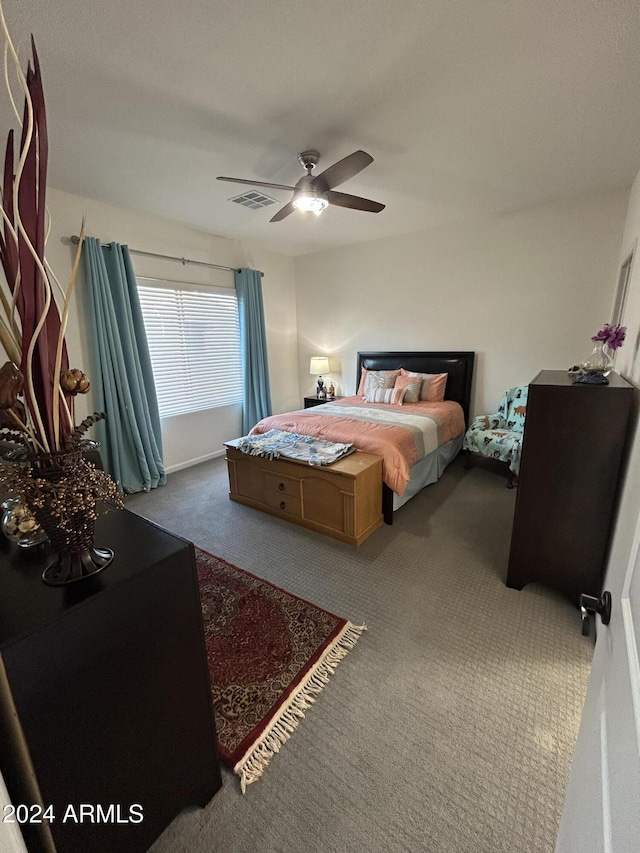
[195,549,366,793]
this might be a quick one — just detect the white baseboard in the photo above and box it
[164,448,226,474]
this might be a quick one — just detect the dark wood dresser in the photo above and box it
[0,509,221,853]
[507,370,633,605]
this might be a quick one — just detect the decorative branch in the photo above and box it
[0,15,73,454]
[5,406,45,452]
[0,5,124,560]
[0,425,28,445]
[53,216,84,447]
[2,36,20,125]
[66,412,106,449]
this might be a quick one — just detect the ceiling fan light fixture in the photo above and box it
[292,192,329,215]
[219,149,383,222]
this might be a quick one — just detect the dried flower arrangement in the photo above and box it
[0,5,122,578]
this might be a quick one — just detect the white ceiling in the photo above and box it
[4,0,640,256]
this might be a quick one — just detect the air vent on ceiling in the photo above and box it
[228,190,278,209]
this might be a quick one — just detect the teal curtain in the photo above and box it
[234,267,272,433]
[83,237,166,493]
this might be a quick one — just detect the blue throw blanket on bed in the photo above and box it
[237,430,355,466]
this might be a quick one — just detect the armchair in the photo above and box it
[463,385,528,488]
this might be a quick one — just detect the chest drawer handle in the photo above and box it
[279,500,286,510]
[278,482,285,491]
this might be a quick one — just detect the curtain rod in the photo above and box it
[136,274,234,290]
[68,235,263,276]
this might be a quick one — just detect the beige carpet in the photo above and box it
[126,454,592,853]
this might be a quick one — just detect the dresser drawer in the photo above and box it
[264,471,301,499]
[264,490,302,517]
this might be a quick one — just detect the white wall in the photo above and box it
[44,188,299,472]
[293,191,628,413]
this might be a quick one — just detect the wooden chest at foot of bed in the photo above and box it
[225,440,383,545]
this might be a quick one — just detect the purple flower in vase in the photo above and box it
[591,323,627,350]
[591,325,612,343]
[608,324,627,350]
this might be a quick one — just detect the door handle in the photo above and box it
[580,591,611,637]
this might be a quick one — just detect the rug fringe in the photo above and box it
[233,622,367,793]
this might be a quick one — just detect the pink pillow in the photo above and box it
[393,374,422,403]
[357,367,368,396]
[400,368,448,402]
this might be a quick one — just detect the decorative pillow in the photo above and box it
[364,386,405,405]
[400,369,448,402]
[356,367,368,396]
[393,375,422,403]
[359,369,400,398]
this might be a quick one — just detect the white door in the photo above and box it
[0,772,27,853]
[555,510,640,851]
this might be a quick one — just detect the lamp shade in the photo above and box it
[309,357,330,375]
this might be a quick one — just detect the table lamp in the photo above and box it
[310,357,330,398]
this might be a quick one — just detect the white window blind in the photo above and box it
[137,281,242,418]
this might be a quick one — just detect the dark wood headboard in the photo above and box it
[356,351,475,426]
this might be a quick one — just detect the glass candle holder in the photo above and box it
[1,498,48,548]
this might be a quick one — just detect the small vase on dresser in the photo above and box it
[1,498,47,548]
[581,340,614,375]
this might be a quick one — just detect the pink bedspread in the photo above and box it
[249,396,465,496]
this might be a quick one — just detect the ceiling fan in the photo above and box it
[217,150,385,222]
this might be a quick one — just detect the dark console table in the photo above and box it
[0,509,221,853]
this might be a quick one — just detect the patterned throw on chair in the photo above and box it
[463,385,528,487]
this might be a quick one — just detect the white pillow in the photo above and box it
[364,386,406,405]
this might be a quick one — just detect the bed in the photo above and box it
[250,351,475,524]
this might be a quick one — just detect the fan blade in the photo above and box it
[326,191,385,213]
[270,201,296,222]
[217,176,295,192]
[312,150,373,191]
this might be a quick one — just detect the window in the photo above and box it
[137,280,242,418]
